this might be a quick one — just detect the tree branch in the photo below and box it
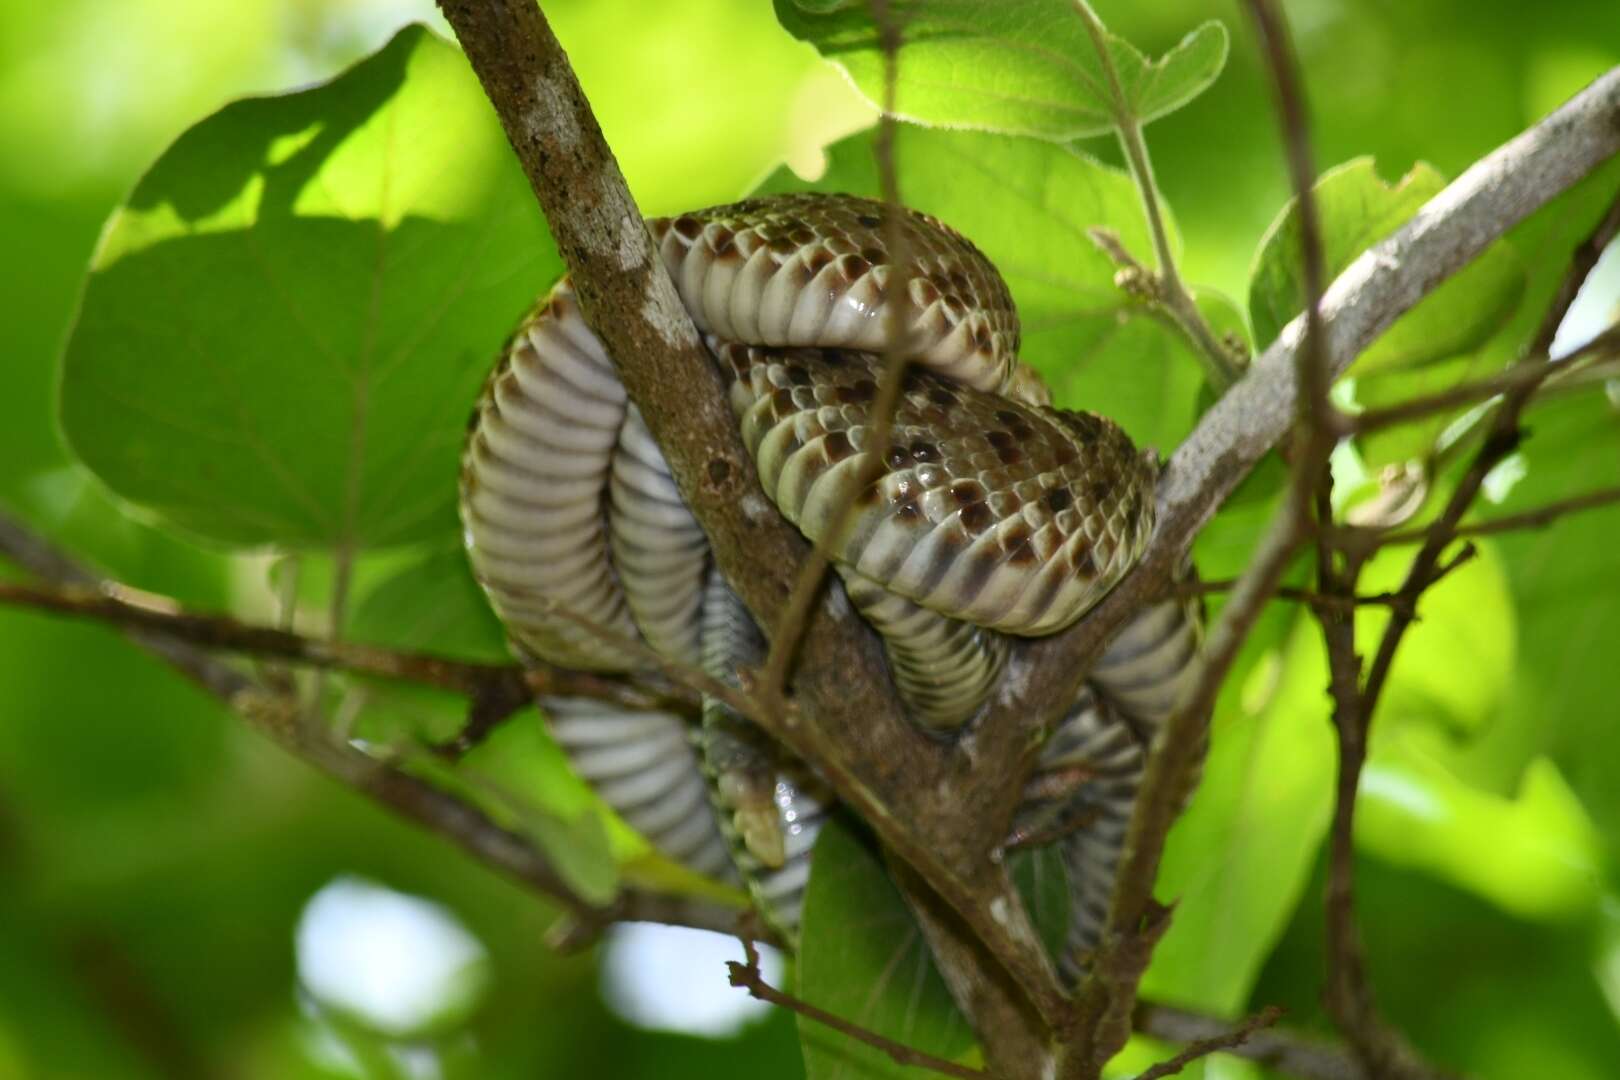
[1021,63,1620,743]
[1132,1006,1284,1080]
[436,0,1070,1029]
[0,581,684,714]
[728,937,997,1080]
[0,510,749,941]
[1135,1003,1362,1080]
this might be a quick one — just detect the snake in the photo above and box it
[459,192,1204,973]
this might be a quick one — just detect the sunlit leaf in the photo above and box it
[1358,748,1603,920]
[758,125,1216,448]
[1354,541,1516,738]
[60,26,557,550]
[1248,158,1525,373]
[797,820,971,1079]
[775,1,1227,139]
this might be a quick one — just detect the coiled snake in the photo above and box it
[460,193,1203,978]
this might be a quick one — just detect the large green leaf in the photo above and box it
[1248,158,1524,373]
[60,26,557,550]
[757,126,1218,450]
[775,1,1227,140]
[1491,391,1620,862]
[1143,610,1337,1013]
[796,820,971,1079]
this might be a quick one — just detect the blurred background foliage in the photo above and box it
[1,1,1618,1078]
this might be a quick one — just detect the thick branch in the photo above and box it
[435,0,1068,1026]
[1025,64,1620,713]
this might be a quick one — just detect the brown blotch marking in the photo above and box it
[1045,487,1073,512]
[949,270,971,291]
[710,228,737,258]
[909,439,941,463]
[771,387,796,420]
[851,378,879,404]
[673,215,702,240]
[912,278,940,306]
[839,254,872,281]
[1053,442,1079,467]
[707,458,732,486]
[807,248,835,273]
[895,497,923,524]
[902,369,927,393]
[860,246,887,265]
[994,409,1021,427]
[1063,411,1102,444]
[928,386,957,407]
[973,323,993,351]
[823,430,854,463]
[790,227,815,246]
[996,444,1025,466]
[785,364,812,386]
[1003,525,1036,566]
[1070,539,1097,579]
[985,429,1013,449]
[768,233,797,255]
[950,479,985,505]
[887,445,914,469]
[857,482,883,507]
[959,502,993,534]
[1089,477,1115,505]
[858,212,882,228]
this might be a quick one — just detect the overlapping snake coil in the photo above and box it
[460,193,1204,977]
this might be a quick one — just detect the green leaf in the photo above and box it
[1354,541,1517,739]
[1248,158,1524,373]
[60,26,558,550]
[774,1,1227,139]
[1358,748,1604,920]
[1143,610,1337,1012]
[797,820,971,1079]
[1010,846,1071,965]
[757,125,1212,449]
[1490,391,1620,863]
[350,547,510,665]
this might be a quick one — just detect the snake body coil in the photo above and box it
[461,193,1202,967]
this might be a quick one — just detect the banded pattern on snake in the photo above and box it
[459,192,1204,970]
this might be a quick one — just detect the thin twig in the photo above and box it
[1135,1003,1362,1080]
[0,581,681,714]
[1133,1006,1285,1080]
[1528,183,1620,357]
[1243,3,1453,1075]
[1371,485,1620,546]
[1072,2,1243,390]
[1063,6,1342,1076]
[1347,331,1620,434]
[727,938,996,1080]
[758,0,914,707]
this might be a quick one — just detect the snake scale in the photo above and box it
[460,193,1204,976]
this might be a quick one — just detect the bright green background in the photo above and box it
[3,1,1619,1078]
